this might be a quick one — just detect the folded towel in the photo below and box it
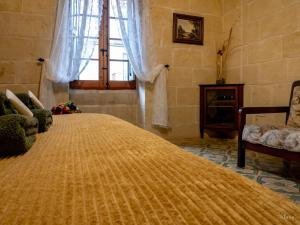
[0,93,18,116]
[16,93,53,133]
[0,114,38,155]
[26,127,39,136]
[16,93,37,110]
[31,109,53,132]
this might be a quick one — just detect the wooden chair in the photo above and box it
[237,80,300,168]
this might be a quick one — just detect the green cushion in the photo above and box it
[0,114,38,156]
[0,92,18,116]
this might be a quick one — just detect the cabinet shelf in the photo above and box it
[205,123,235,127]
[207,106,235,108]
[210,100,235,103]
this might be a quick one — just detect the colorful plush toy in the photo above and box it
[51,101,81,115]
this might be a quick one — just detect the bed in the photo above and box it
[0,113,299,225]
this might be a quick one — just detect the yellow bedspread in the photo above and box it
[0,114,299,225]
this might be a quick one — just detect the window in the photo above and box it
[70,0,136,90]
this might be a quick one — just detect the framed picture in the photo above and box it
[173,13,204,45]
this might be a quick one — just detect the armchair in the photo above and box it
[238,81,300,168]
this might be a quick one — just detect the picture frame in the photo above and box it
[173,13,204,45]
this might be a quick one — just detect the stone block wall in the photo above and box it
[0,0,140,125]
[1,0,297,139]
[223,0,300,125]
[0,0,57,95]
[69,0,224,137]
[70,89,138,124]
[145,0,223,139]
[0,0,223,134]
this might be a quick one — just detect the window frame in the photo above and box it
[70,0,136,90]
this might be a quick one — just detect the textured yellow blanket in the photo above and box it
[0,114,299,225]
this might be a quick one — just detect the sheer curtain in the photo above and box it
[112,0,169,128]
[40,0,103,108]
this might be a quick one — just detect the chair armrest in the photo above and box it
[238,106,290,131]
[239,106,289,115]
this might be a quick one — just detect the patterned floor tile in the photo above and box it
[179,138,300,205]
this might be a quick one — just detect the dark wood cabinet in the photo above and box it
[199,84,244,138]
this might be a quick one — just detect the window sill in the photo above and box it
[70,89,137,94]
[70,80,136,90]
[70,89,137,106]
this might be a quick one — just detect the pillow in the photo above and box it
[6,90,33,117]
[28,90,45,109]
[287,86,300,128]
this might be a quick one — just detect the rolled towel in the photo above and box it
[15,93,36,110]
[31,109,53,132]
[0,92,18,116]
[16,93,53,133]
[0,114,38,155]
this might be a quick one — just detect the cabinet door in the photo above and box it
[205,88,236,127]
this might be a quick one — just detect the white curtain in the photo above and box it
[40,0,103,108]
[112,0,169,128]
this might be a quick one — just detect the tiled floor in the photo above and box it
[177,138,300,205]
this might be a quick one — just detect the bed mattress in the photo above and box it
[0,113,299,225]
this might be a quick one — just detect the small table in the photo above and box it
[199,84,244,138]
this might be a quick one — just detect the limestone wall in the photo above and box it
[223,0,300,125]
[69,0,224,135]
[2,0,296,138]
[70,89,138,124]
[0,0,57,95]
[145,0,223,139]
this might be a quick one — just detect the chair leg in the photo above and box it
[200,128,204,138]
[237,109,246,168]
[283,160,290,177]
[237,143,246,168]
